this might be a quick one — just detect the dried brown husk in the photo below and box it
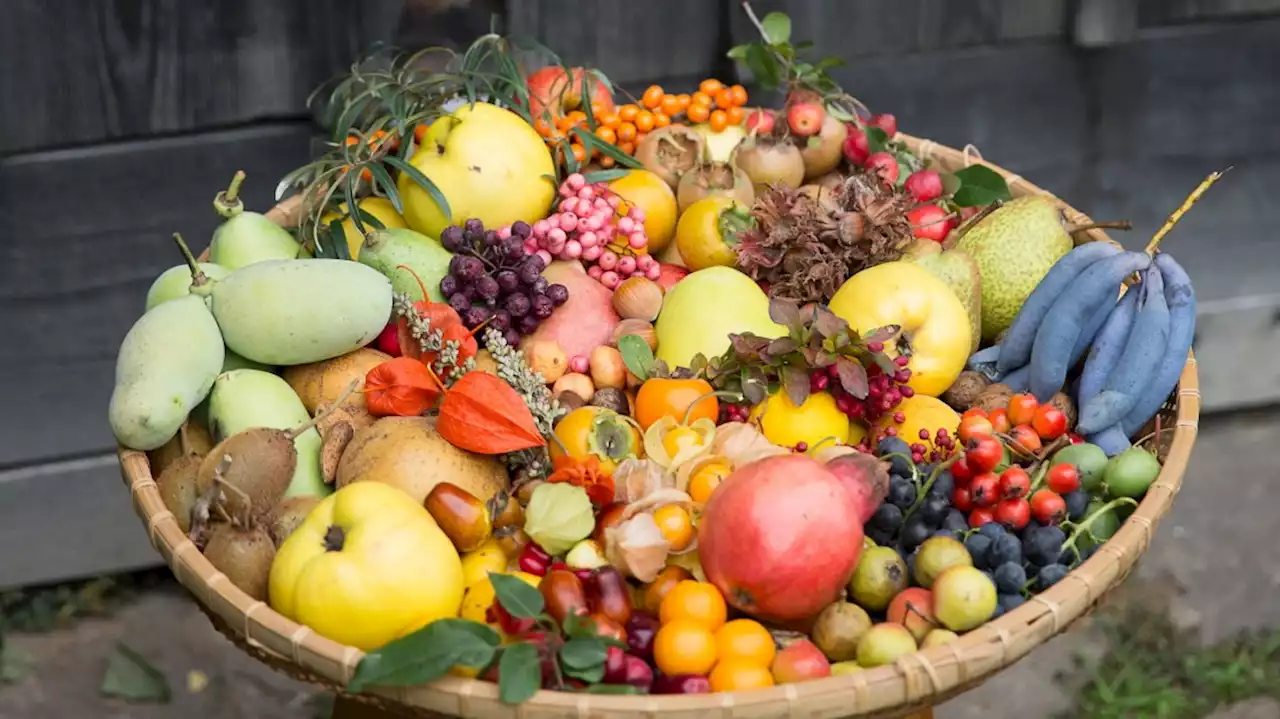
[735,169,914,303]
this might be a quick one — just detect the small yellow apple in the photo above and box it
[828,262,971,397]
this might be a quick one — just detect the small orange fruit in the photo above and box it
[654,619,717,676]
[714,619,777,667]
[709,658,775,692]
[659,580,727,630]
[652,505,694,552]
[688,460,732,503]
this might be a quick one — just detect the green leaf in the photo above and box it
[815,56,846,71]
[384,155,452,222]
[563,662,605,683]
[826,104,854,122]
[582,168,631,184]
[618,334,655,380]
[561,612,599,638]
[583,683,643,695]
[327,219,349,260]
[726,43,752,60]
[367,163,402,212]
[497,643,542,704]
[761,12,792,44]
[101,643,171,703]
[744,44,783,88]
[952,165,1012,207]
[489,572,544,619]
[865,127,889,154]
[939,172,962,197]
[559,637,608,670]
[347,619,499,692]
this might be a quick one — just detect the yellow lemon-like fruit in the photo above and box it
[877,395,960,454]
[268,482,464,651]
[397,102,556,239]
[674,196,746,270]
[749,390,850,450]
[609,169,679,253]
[459,571,542,627]
[459,539,510,590]
[828,261,971,397]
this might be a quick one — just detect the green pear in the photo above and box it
[955,196,1074,342]
[358,227,453,303]
[903,237,942,261]
[912,249,982,353]
[654,266,785,369]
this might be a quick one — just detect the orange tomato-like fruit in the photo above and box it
[698,78,724,95]
[1007,393,1039,426]
[643,565,693,615]
[957,414,995,444]
[710,658,775,691]
[688,459,732,503]
[988,408,1011,434]
[714,619,777,667]
[660,580,727,630]
[634,377,719,430]
[654,619,718,676]
[687,103,710,124]
[652,505,694,552]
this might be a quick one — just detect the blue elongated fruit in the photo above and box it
[967,344,1004,381]
[1002,365,1031,393]
[1076,267,1170,435]
[1068,298,1117,368]
[1121,253,1197,436]
[997,242,1122,374]
[1076,289,1140,407]
[1028,251,1152,402]
[1087,424,1132,457]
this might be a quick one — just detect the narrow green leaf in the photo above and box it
[582,168,631,184]
[101,643,171,703]
[367,163,401,212]
[952,165,1013,207]
[343,169,362,235]
[761,12,792,44]
[328,219,350,261]
[333,97,372,143]
[497,643,542,704]
[815,57,846,71]
[826,104,854,122]
[583,683,642,695]
[384,155,452,221]
[489,572,545,619]
[347,619,499,693]
[617,334,655,380]
[559,637,608,669]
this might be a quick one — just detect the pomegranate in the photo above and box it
[799,113,849,180]
[675,161,754,213]
[787,102,825,136]
[824,452,891,523]
[732,138,805,195]
[698,454,865,622]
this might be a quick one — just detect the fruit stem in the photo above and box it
[214,170,247,218]
[945,200,1003,247]
[172,233,209,289]
[901,452,960,524]
[1144,168,1229,255]
[1027,459,1052,493]
[682,390,743,425]
[1065,220,1133,234]
[1060,496,1139,555]
[289,379,361,440]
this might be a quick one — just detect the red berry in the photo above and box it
[1029,489,1068,525]
[998,466,1031,499]
[518,543,552,576]
[1045,464,1081,494]
[904,169,944,203]
[787,102,825,136]
[866,152,900,185]
[994,497,1031,531]
[1009,425,1043,454]
[375,322,402,356]
[1066,432,1086,445]
[968,507,997,529]
[744,109,775,135]
[1007,393,1039,426]
[950,455,974,483]
[906,203,953,242]
[965,435,1003,473]
[1032,405,1068,440]
[952,486,974,512]
[969,472,1000,508]
[842,126,870,165]
[867,113,898,137]
[486,600,536,635]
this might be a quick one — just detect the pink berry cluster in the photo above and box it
[517,173,662,289]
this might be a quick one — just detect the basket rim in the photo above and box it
[118,132,1201,718]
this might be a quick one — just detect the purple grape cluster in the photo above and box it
[440,218,569,348]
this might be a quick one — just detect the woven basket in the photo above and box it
[117,134,1200,718]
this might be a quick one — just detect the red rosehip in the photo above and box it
[1045,464,1081,494]
[998,466,1031,499]
[969,472,1001,508]
[1032,405,1069,440]
[965,435,1004,473]
[952,486,974,512]
[968,507,997,529]
[1029,489,1068,525]
[994,497,1031,531]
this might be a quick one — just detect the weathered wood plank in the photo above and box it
[1139,0,1280,26]
[0,0,405,154]
[0,123,314,468]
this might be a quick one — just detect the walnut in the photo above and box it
[941,371,991,411]
[1049,392,1077,428]
[974,383,1015,414]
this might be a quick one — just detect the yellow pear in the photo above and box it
[397,102,557,238]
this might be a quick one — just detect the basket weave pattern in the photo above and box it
[117,135,1200,718]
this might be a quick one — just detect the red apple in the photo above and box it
[867,113,898,138]
[904,169,944,203]
[655,262,689,292]
[906,204,954,243]
[745,108,776,135]
[698,454,865,623]
[842,126,870,165]
[787,102,825,136]
[526,66,616,122]
[771,639,832,684]
[865,152,900,185]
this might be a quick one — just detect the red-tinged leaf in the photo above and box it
[835,357,869,399]
[437,372,547,454]
[781,366,810,408]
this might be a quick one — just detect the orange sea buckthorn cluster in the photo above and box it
[343,130,400,181]
[532,79,749,168]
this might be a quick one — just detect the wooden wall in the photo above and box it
[2,0,1278,588]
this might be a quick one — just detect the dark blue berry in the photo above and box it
[993,562,1026,594]
[888,477,915,509]
[531,294,555,319]
[978,522,1007,540]
[933,529,958,540]
[919,496,950,526]
[867,528,895,547]
[531,277,549,294]
[464,218,485,236]
[490,310,512,333]
[503,328,522,348]
[1058,545,1081,567]
[457,256,485,281]
[1035,563,1069,591]
[1022,524,1066,567]
[440,225,464,252]
[989,533,1022,566]
[511,221,532,238]
[545,283,570,306]
[448,292,472,315]
[1065,490,1090,521]
[505,293,531,318]
[998,593,1026,613]
[927,470,955,500]
[901,516,931,552]
[463,306,490,328]
[518,314,541,335]
[496,270,520,293]
[483,230,502,247]
[475,275,500,300]
[504,237,526,262]
[942,510,969,533]
[870,503,903,533]
[518,261,542,285]
[439,274,459,297]
[964,534,993,569]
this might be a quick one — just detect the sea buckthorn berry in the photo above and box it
[654,113,671,128]
[635,110,655,132]
[660,94,682,116]
[617,122,638,143]
[709,110,729,132]
[617,140,636,155]
[691,91,713,108]
[599,112,621,129]
[729,84,748,106]
[619,104,639,122]
[687,104,710,124]
[642,85,665,109]
[726,106,745,125]
[595,126,617,145]
[714,88,734,109]
[699,78,724,95]
[676,93,692,111]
